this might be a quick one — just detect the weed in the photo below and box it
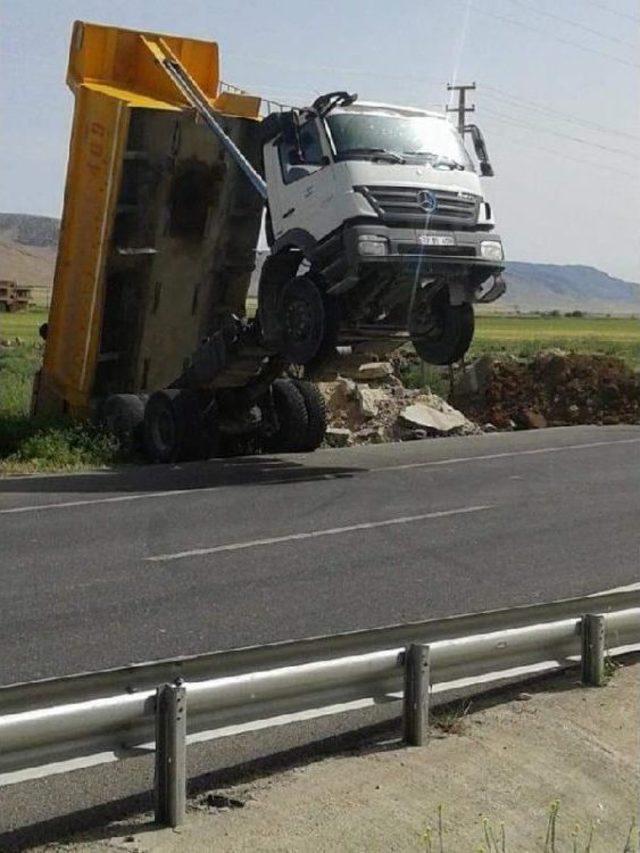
[432,700,472,735]
[604,655,622,683]
[623,817,639,853]
[544,800,560,851]
[420,802,637,851]
[0,416,122,473]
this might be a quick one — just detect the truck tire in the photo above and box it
[291,380,327,451]
[143,388,204,463]
[101,394,146,454]
[264,379,309,453]
[410,293,475,365]
[279,274,338,365]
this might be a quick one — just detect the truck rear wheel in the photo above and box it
[264,379,309,453]
[101,394,147,454]
[292,380,327,451]
[410,291,475,365]
[279,274,338,366]
[143,388,205,463]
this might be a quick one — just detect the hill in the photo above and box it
[499,262,640,315]
[0,214,638,314]
[0,213,59,247]
[0,214,59,306]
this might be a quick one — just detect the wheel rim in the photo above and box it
[280,279,325,363]
[410,302,447,343]
[285,297,315,344]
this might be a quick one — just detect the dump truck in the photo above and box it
[33,22,505,462]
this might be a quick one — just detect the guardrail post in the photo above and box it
[155,681,187,827]
[403,643,430,745]
[581,614,606,687]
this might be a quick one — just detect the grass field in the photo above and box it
[0,307,48,344]
[472,314,639,365]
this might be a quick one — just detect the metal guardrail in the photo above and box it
[0,588,638,828]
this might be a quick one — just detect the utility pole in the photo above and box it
[446,82,476,134]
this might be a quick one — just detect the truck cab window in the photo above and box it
[278,120,325,184]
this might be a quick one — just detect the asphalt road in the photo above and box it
[1,424,638,687]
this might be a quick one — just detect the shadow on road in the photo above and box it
[0,455,362,498]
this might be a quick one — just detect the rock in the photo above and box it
[355,426,386,444]
[340,361,394,381]
[520,408,547,429]
[399,401,470,434]
[483,422,498,432]
[356,385,388,418]
[317,379,356,410]
[410,429,428,440]
[453,355,493,399]
[325,427,352,447]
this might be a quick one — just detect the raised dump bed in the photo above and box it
[34,22,326,460]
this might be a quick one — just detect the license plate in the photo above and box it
[418,234,455,247]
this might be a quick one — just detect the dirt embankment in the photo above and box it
[453,352,640,430]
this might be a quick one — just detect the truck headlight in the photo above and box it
[358,235,388,256]
[480,240,504,261]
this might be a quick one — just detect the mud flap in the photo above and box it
[475,274,507,304]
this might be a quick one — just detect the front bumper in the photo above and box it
[342,223,505,276]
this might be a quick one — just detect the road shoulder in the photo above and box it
[44,656,639,852]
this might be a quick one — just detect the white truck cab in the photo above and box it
[258,92,505,367]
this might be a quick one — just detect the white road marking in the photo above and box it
[370,437,640,473]
[0,437,638,516]
[146,504,494,563]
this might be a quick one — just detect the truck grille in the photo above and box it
[359,185,479,227]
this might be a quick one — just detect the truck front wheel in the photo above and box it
[409,291,475,365]
[279,274,338,366]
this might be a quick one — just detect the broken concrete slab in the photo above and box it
[338,361,394,382]
[399,401,471,434]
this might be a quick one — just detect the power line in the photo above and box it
[481,105,638,158]
[460,2,640,69]
[483,119,640,180]
[581,0,640,25]
[482,85,640,142]
[505,0,637,49]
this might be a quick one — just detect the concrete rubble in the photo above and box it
[316,357,479,447]
[315,349,639,448]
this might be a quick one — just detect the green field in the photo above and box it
[472,314,639,365]
[0,308,48,344]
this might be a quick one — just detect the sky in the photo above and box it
[1,0,639,280]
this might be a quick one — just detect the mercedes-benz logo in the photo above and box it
[417,190,438,213]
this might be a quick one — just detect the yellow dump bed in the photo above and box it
[35,22,263,416]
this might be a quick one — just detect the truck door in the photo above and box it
[265,118,335,246]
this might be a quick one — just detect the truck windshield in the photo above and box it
[326,111,474,170]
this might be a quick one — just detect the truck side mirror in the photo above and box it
[466,124,494,177]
